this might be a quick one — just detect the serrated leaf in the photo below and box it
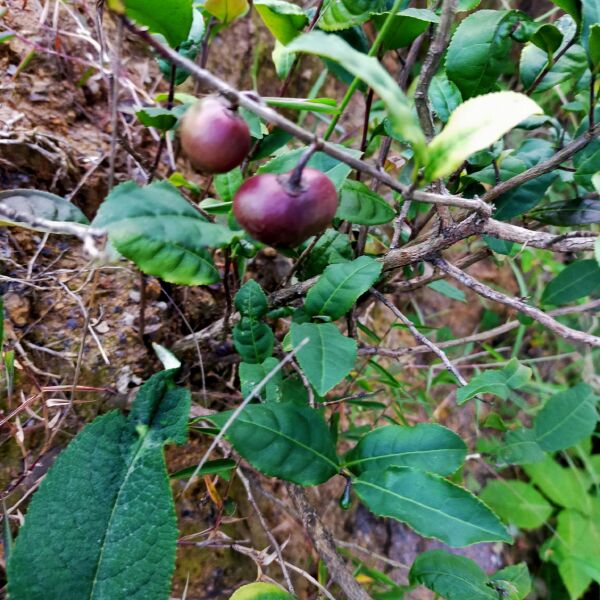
[456,359,532,405]
[214,168,243,203]
[123,0,193,47]
[425,92,542,182]
[291,322,357,395]
[446,9,521,99]
[7,371,190,600]
[490,564,531,600]
[534,383,599,451]
[284,32,427,162]
[304,256,382,320]
[239,358,281,403]
[345,423,466,476]
[229,582,295,599]
[254,0,308,44]
[495,428,545,466]
[0,189,89,231]
[480,480,553,530]
[204,0,249,24]
[92,182,234,285]
[410,550,497,600]
[428,73,462,124]
[234,280,269,318]
[541,260,600,305]
[257,144,362,189]
[300,230,353,279]
[210,403,339,485]
[336,180,395,225]
[233,317,274,364]
[354,467,511,547]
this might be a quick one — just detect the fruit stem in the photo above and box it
[288,142,320,188]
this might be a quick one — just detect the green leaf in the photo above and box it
[264,96,339,114]
[550,0,582,23]
[123,0,193,47]
[490,564,531,600]
[304,256,382,320]
[233,317,274,364]
[210,403,339,485]
[531,23,564,55]
[93,182,235,285]
[204,0,249,24]
[495,428,545,466]
[582,0,600,65]
[291,322,357,395]
[336,180,395,225]
[170,458,237,480]
[410,550,497,600]
[372,9,439,51]
[284,32,427,162]
[354,467,511,547]
[541,260,600,305]
[345,423,467,476]
[428,74,462,124]
[588,23,600,67]
[530,198,600,226]
[425,92,542,182]
[230,582,294,599]
[0,189,89,230]
[239,358,282,403]
[319,0,388,31]
[525,456,593,514]
[457,0,482,12]
[300,230,353,279]
[480,480,553,529]
[257,144,362,189]
[574,147,600,188]
[254,0,308,44]
[446,10,521,99]
[596,237,600,266]
[214,168,243,203]
[234,280,269,318]
[427,280,467,303]
[8,371,190,600]
[534,383,599,451]
[456,359,532,405]
[135,107,178,131]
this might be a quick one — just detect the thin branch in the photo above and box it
[433,258,600,348]
[483,124,600,203]
[370,288,468,386]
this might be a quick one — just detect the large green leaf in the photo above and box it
[230,583,295,599]
[446,10,521,99]
[234,280,269,318]
[354,467,511,547]
[534,383,599,451]
[210,403,339,485]
[93,182,234,285]
[372,8,439,51]
[525,456,593,514]
[480,480,553,530]
[345,423,466,476]
[456,359,532,405]
[530,198,600,226]
[495,428,545,466]
[410,550,497,600]
[257,144,362,189]
[319,0,389,31]
[0,189,89,230]
[8,371,190,600]
[233,317,274,364]
[122,0,193,47]
[284,32,427,161]
[550,0,582,23]
[428,74,462,124]
[541,260,600,306]
[582,0,600,64]
[336,180,395,225]
[300,230,353,279]
[254,0,308,44]
[304,256,382,320]
[425,92,542,182]
[291,322,357,395]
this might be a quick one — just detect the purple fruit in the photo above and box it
[180,96,251,174]
[233,168,338,247]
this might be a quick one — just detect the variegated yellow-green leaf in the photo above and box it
[204,0,249,24]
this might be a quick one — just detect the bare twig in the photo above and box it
[433,258,600,348]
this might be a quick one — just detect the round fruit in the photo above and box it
[233,168,338,247]
[180,96,251,174]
